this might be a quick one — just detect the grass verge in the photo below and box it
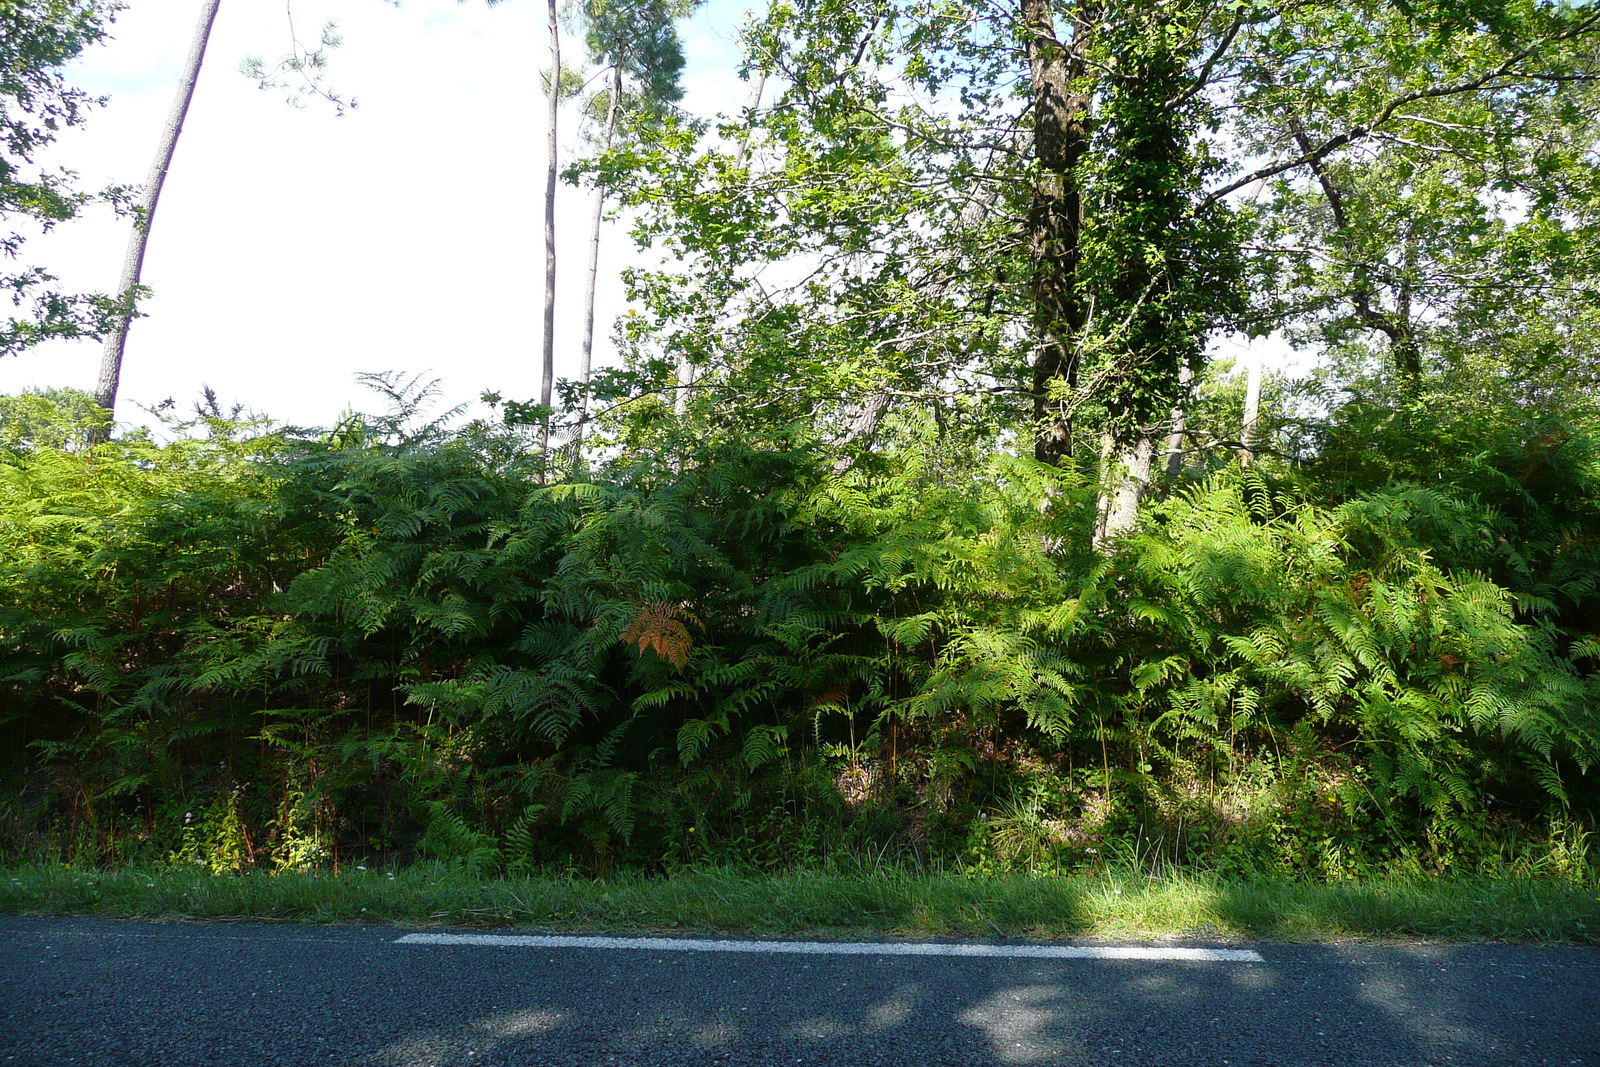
[1,864,1596,944]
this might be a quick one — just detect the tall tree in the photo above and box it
[479,0,564,461]
[0,0,120,358]
[540,0,560,462]
[95,0,221,422]
[1073,4,1241,543]
[573,0,690,437]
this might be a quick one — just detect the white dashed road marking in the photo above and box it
[395,932,1263,962]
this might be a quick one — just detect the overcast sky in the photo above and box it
[1,0,754,429]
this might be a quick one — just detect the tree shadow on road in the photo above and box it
[355,938,1600,1066]
[3,915,1598,1067]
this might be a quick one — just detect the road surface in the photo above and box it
[1,917,1596,1065]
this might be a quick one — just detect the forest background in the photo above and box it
[1,0,1598,901]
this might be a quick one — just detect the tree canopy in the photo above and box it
[597,0,1600,522]
[0,0,123,357]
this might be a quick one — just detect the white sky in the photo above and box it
[1,0,756,429]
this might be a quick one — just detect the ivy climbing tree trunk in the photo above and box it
[95,0,221,426]
[1025,0,1093,467]
[1081,6,1234,546]
[1019,0,1215,543]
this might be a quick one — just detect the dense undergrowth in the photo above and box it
[1,383,1597,883]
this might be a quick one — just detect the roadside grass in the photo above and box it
[2,863,1597,944]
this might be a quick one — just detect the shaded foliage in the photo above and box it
[1,383,1593,878]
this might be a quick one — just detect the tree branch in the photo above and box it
[1198,9,1600,210]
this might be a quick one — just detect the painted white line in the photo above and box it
[395,932,1262,962]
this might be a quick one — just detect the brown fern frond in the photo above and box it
[621,601,693,670]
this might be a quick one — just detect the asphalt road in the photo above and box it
[1,917,1596,1066]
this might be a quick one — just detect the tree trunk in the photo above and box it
[1240,357,1261,467]
[1391,244,1422,399]
[1163,364,1192,478]
[540,0,561,466]
[1093,431,1154,547]
[577,65,623,445]
[1024,0,1093,466]
[95,0,221,427]
[1076,9,1207,542]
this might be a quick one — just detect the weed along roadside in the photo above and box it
[3,400,1597,943]
[3,407,1598,918]
[2,865,1597,945]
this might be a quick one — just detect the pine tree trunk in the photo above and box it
[94,0,221,428]
[576,66,622,445]
[540,0,561,466]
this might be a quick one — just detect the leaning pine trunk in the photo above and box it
[95,0,222,427]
